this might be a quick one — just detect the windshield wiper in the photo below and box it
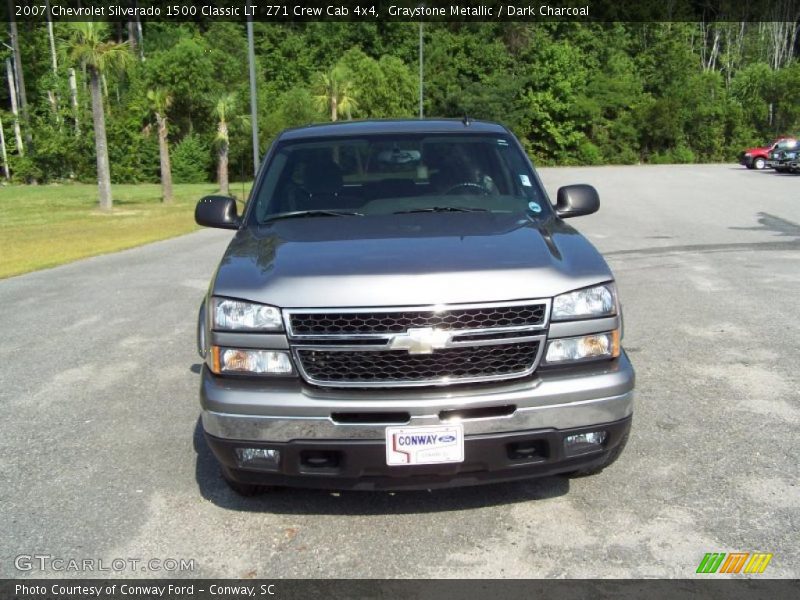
[393,206,489,215]
[263,209,364,223]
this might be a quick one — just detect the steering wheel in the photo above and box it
[444,182,491,196]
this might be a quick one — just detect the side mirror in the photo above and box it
[195,195,240,229]
[556,184,600,218]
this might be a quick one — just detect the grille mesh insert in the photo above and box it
[296,341,540,385]
[289,304,546,336]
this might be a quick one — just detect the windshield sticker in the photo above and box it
[520,174,532,187]
[528,201,542,214]
[497,139,509,146]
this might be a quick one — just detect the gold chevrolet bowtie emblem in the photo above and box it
[389,327,452,354]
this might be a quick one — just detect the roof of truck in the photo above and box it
[279,118,509,140]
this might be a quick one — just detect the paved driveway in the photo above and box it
[1,164,798,578]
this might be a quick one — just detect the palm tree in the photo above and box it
[214,94,234,197]
[65,22,132,211]
[147,88,174,203]
[313,66,358,122]
[8,6,32,156]
[213,93,248,197]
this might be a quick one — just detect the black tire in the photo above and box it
[565,433,629,478]
[221,468,270,497]
[745,162,754,170]
[753,157,766,170]
[775,166,787,173]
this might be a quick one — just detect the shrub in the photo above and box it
[649,145,695,164]
[576,141,604,166]
[670,145,696,164]
[10,155,43,183]
[171,133,210,183]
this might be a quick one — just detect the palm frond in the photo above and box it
[147,88,173,115]
[63,21,132,75]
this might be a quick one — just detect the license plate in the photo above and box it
[385,424,464,466]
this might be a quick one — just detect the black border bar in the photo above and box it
[4,0,800,23]
[2,579,800,600]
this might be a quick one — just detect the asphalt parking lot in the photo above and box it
[1,164,798,578]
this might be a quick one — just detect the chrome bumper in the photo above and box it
[201,353,635,442]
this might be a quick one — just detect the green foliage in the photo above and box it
[262,87,324,145]
[650,145,696,164]
[141,34,218,138]
[312,65,359,120]
[519,40,592,163]
[5,20,800,183]
[107,119,160,184]
[336,48,416,118]
[9,155,43,183]
[730,63,774,135]
[576,141,604,166]
[171,134,210,184]
[65,22,134,75]
[28,118,88,182]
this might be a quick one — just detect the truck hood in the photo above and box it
[212,213,613,307]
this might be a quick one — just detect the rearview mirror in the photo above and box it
[556,184,600,218]
[195,195,240,229]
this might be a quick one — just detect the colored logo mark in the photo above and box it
[696,552,773,574]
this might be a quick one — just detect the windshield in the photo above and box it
[250,133,550,224]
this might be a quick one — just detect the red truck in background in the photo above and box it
[740,137,795,169]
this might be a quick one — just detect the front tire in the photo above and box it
[221,467,270,497]
[753,157,766,170]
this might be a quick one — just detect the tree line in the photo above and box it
[1,18,799,209]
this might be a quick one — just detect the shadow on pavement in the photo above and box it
[193,418,569,515]
[730,212,800,237]
[606,211,800,258]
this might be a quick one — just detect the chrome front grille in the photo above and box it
[284,300,549,388]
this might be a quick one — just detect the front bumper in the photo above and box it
[202,352,634,439]
[200,352,634,489]
[206,416,631,490]
[776,159,799,171]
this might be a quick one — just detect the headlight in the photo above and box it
[745,152,752,157]
[211,347,294,375]
[212,297,283,331]
[552,284,616,321]
[544,331,620,364]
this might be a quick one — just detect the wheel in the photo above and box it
[753,157,766,170]
[565,432,629,478]
[221,467,270,496]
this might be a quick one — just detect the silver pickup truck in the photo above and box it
[195,119,634,495]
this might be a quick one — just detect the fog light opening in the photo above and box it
[508,440,547,462]
[300,450,341,469]
[564,431,607,456]
[235,447,281,469]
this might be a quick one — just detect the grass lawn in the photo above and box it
[0,182,250,279]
